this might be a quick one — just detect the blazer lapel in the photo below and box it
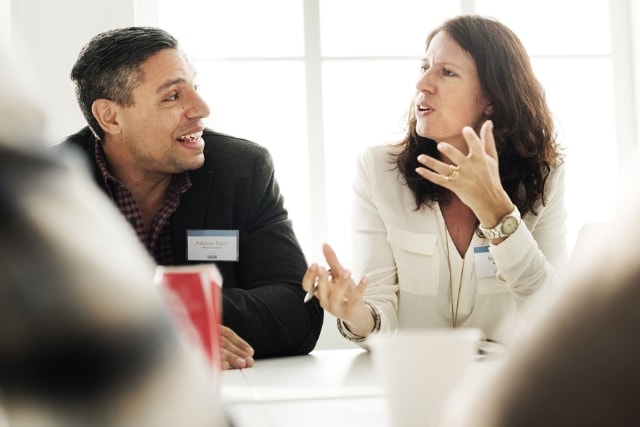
[170,168,214,264]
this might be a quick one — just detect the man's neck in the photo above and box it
[102,142,173,231]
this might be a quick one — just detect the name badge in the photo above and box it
[473,245,497,278]
[187,230,239,262]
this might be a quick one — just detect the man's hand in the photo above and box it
[220,325,254,370]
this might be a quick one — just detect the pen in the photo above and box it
[303,278,319,303]
[303,269,330,303]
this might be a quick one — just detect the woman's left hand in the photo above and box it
[301,244,370,333]
[415,120,513,227]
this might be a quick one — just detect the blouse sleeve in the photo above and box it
[490,164,569,302]
[351,148,400,335]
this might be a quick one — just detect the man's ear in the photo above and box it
[92,99,121,135]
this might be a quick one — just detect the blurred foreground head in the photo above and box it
[0,43,227,427]
[440,169,640,427]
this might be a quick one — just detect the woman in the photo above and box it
[303,15,567,346]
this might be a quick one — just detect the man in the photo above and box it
[0,41,227,425]
[56,27,323,369]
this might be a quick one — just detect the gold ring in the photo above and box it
[446,165,460,181]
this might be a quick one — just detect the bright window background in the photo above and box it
[153,0,631,266]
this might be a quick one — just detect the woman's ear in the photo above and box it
[92,99,121,136]
[484,102,494,116]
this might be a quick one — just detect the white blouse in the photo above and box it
[351,144,568,345]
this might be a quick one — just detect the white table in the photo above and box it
[220,349,390,427]
[219,348,503,427]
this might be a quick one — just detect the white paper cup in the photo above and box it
[370,328,483,427]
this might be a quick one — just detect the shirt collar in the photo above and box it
[94,141,192,194]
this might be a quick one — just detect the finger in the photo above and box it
[315,266,333,303]
[323,270,352,311]
[220,325,254,357]
[330,267,353,297]
[339,275,367,305]
[302,263,319,292]
[221,358,231,370]
[435,141,466,166]
[353,275,368,298]
[322,243,346,277]
[330,275,367,315]
[219,326,255,370]
[461,125,483,157]
[479,120,498,159]
[416,154,456,180]
[329,268,359,300]
[221,348,255,370]
[415,158,453,186]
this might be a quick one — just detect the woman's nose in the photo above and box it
[416,69,434,93]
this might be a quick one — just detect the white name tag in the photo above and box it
[187,230,239,262]
[473,245,497,278]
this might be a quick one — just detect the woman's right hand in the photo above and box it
[302,243,374,337]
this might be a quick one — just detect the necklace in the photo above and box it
[443,233,465,328]
[439,196,475,328]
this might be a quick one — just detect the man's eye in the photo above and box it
[165,92,179,101]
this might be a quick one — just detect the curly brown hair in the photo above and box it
[394,15,563,216]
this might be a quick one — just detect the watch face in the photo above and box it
[501,216,519,235]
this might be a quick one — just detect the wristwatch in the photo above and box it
[478,206,521,239]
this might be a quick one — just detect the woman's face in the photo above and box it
[414,31,493,152]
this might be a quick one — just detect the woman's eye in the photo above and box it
[443,68,455,77]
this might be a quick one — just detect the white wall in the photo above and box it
[9,0,136,142]
[7,0,353,350]
[9,0,640,185]
[7,0,640,350]
[632,0,640,158]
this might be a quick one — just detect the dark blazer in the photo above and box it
[57,127,323,358]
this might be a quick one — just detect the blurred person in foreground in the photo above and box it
[439,166,640,427]
[0,44,227,427]
[303,15,567,347]
[55,27,323,369]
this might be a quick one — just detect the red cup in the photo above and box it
[154,265,222,377]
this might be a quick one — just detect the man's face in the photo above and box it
[108,48,210,176]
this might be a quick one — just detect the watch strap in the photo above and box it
[478,206,521,239]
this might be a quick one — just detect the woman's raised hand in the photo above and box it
[415,120,513,226]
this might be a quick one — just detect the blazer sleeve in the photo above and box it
[219,146,323,358]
